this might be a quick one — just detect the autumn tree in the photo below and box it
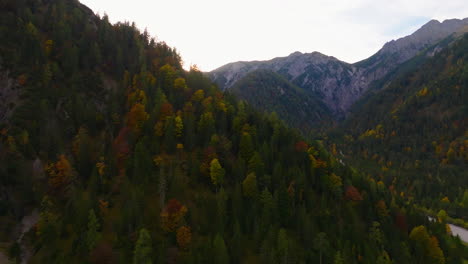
[176,226,192,249]
[174,115,183,138]
[437,210,448,223]
[159,102,174,121]
[46,155,73,193]
[90,242,115,264]
[161,199,188,232]
[376,200,389,219]
[160,64,176,88]
[127,103,149,134]
[345,186,363,202]
[409,225,445,264]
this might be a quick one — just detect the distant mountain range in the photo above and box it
[209,18,468,125]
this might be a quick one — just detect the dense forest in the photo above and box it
[335,34,468,224]
[0,0,466,263]
[229,69,333,134]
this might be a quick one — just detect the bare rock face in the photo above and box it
[209,18,468,118]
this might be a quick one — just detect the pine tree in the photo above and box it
[314,232,329,264]
[213,234,229,264]
[133,228,153,264]
[240,132,254,161]
[334,251,344,264]
[86,209,101,251]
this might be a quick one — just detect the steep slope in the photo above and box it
[229,69,333,133]
[0,0,465,263]
[337,33,468,221]
[210,18,468,120]
[211,51,356,116]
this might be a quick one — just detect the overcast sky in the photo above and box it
[80,0,468,71]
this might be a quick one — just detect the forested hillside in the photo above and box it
[228,69,333,134]
[0,0,466,263]
[336,34,468,223]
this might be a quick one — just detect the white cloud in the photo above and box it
[79,0,468,71]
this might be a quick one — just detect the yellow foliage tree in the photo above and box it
[175,115,183,138]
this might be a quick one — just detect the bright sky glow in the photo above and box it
[79,0,468,71]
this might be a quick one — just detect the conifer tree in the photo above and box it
[213,234,228,264]
[86,209,101,251]
[133,228,153,264]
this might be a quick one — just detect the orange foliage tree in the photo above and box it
[345,186,363,202]
[46,155,73,192]
[127,103,149,134]
[176,226,192,249]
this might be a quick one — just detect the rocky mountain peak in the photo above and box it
[209,17,468,119]
[380,18,468,56]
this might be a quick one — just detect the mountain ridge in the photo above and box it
[210,18,468,119]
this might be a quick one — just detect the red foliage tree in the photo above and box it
[89,242,115,264]
[161,199,188,232]
[113,127,131,172]
[394,211,408,233]
[295,141,309,152]
[345,186,363,202]
[160,102,174,120]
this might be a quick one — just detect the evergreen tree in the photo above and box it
[239,132,254,162]
[86,209,101,251]
[133,228,153,264]
[314,232,329,264]
[213,234,228,264]
[334,251,345,264]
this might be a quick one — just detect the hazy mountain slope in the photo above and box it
[229,69,333,132]
[337,33,468,220]
[211,51,356,116]
[210,18,468,119]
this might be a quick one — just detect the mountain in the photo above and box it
[210,18,468,120]
[211,51,355,116]
[336,32,468,221]
[1,0,465,263]
[228,69,333,133]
